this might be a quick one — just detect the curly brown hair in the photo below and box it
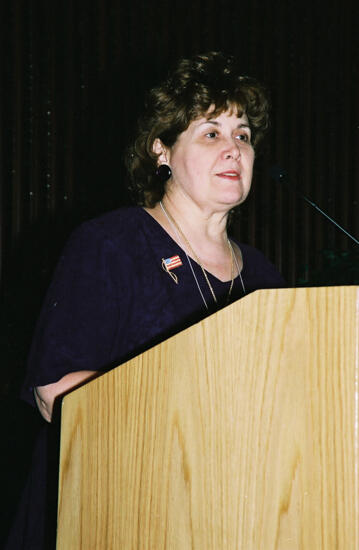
[126,52,270,207]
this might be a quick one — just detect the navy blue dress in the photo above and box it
[7,207,285,549]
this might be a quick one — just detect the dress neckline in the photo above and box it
[140,206,244,284]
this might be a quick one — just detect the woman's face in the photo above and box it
[163,109,255,214]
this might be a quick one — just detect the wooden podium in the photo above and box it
[56,287,359,549]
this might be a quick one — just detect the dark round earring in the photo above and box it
[155,164,172,182]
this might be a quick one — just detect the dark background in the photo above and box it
[1,1,359,543]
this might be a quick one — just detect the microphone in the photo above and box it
[270,165,359,246]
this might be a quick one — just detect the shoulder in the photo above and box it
[236,242,286,291]
[60,207,149,261]
[71,206,146,244]
[45,207,150,292]
[239,243,274,265]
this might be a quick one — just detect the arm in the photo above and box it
[23,220,126,412]
[34,370,98,422]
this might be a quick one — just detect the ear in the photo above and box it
[152,138,170,166]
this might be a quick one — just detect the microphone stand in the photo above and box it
[271,167,359,247]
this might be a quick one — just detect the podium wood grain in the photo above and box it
[57,287,359,549]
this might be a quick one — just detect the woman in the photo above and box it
[8,52,285,549]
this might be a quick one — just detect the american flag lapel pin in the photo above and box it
[162,255,183,284]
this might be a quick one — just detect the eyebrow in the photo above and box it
[201,119,251,130]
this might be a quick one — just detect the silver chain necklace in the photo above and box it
[160,201,246,310]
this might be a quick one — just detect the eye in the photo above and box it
[205,131,218,139]
[236,132,251,144]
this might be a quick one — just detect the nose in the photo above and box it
[224,139,241,160]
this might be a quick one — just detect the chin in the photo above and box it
[219,184,250,206]
[219,193,247,209]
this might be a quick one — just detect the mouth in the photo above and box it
[216,171,241,181]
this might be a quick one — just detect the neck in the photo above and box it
[146,196,235,283]
[160,192,230,246]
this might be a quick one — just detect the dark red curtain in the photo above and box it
[1,2,359,543]
[1,1,359,386]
